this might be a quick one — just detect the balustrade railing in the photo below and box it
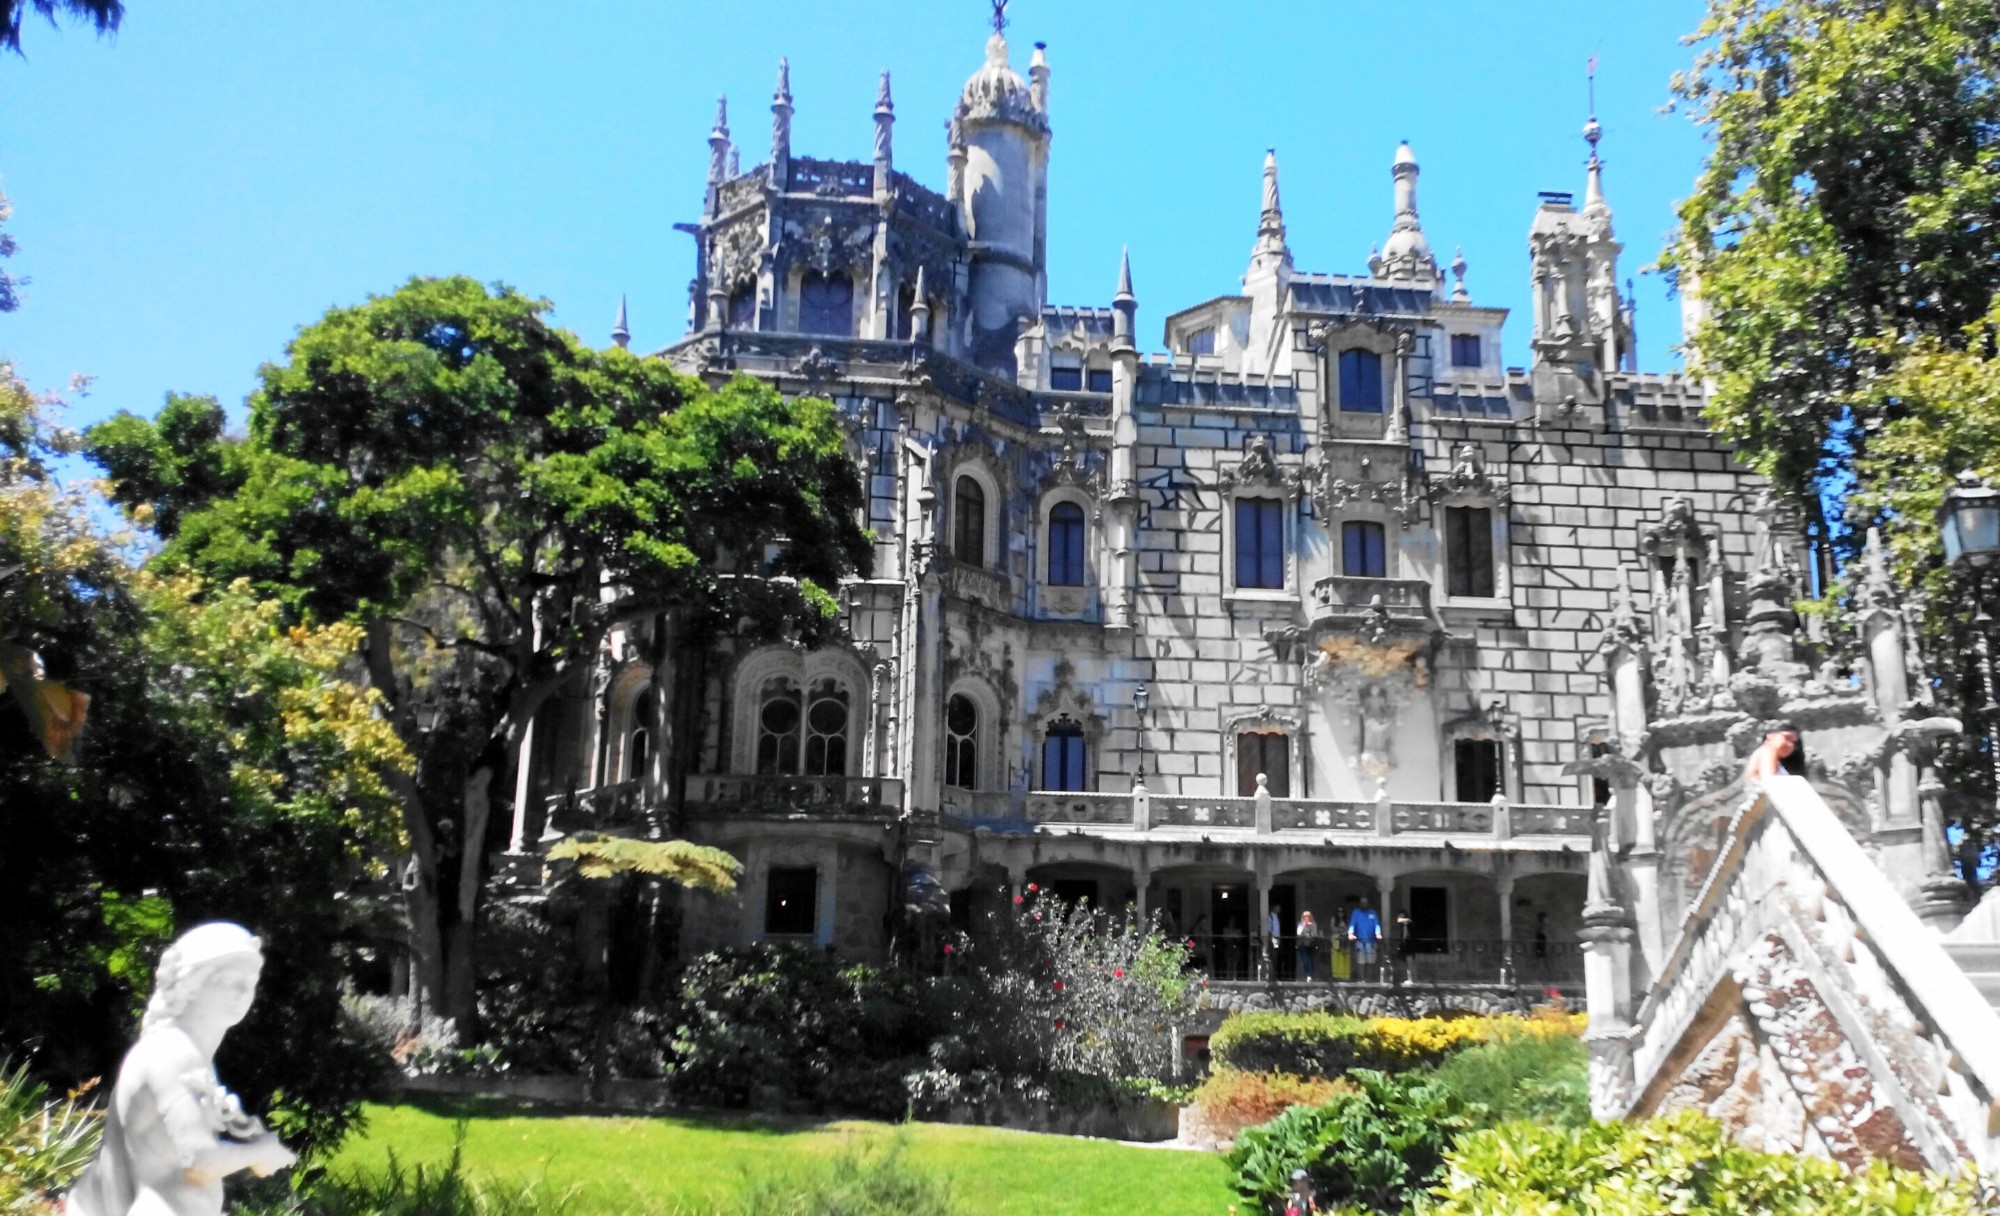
[1152,795,1258,828]
[685,773,903,817]
[1390,801,1494,834]
[1016,786,1587,840]
[786,156,874,197]
[1192,935,1585,985]
[543,781,648,833]
[1025,791,1131,825]
[1271,799,1375,831]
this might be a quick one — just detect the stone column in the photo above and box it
[1256,866,1274,982]
[1495,874,1516,982]
[1132,865,1150,924]
[1376,874,1397,983]
[1580,808,1639,1118]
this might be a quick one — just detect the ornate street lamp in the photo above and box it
[1939,471,2000,826]
[1132,683,1151,780]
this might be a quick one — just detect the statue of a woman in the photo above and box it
[66,922,296,1216]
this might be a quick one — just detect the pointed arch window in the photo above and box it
[1047,501,1087,586]
[953,476,987,567]
[625,688,657,782]
[799,271,854,336]
[1042,716,1087,792]
[945,694,979,789]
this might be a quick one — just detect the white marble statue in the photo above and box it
[66,922,296,1216]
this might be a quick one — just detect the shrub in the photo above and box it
[0,1059,101,1214]
[1225,1069,1473,1215]
[1427,1018,1588,1129]
[1187,1069,1350,1143]
[1431,1112,1991,1215]
[1209,1009,1581,1079]
[668,945,938,1117]
[932,889,1199,1086]
[710,1139,960,1216]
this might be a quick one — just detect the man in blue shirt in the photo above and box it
[1348,897,1384,981]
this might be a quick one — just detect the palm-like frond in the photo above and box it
[2,1,125,54]
[546,834,740,893]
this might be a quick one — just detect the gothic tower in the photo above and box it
[951,13,1051,378]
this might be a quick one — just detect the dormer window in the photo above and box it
[1187,328,1216,357]
[1338,349,1384,413]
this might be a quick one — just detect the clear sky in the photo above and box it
[1,1,1710,433]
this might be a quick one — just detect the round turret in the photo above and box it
[953,26,1051,376]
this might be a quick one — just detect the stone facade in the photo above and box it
[518,16,1798,988]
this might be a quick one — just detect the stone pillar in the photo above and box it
[508,718,536,854]
[1376,874,1398,984]
[1130,774,1151,829]
[1496,874,1516,982]
[1390,331,1412,443]
[1581,808,1639,1118]
[1132,865,1150,924]
[1256,867,1274,982]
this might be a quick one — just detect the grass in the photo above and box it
[327,1102,1233,1216]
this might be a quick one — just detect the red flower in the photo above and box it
[1113,969,1125,979]
[1055,1019,1065,1029]
[943,943,954,955]
[1013,895,1024,904]
[1053,980,1064,990]
[1543,986,1563,999]
[1027,883,1039,893]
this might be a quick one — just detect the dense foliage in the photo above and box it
[1226,1069,1472,1214]
[86,276,870,1034]
[1431,1111,1991,1215]
[1668,0,2000,873]
[0,364,408,1154]
[1208,1010,1580,1079]
[1426,1018,1589,1129]
[0,1059,100,1214]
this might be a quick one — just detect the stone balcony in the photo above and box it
[543,774,906,835]
[1013,785,1591,843]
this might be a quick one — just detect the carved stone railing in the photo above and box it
[1025,791,1132,826]
[1015,786,1587,841]
[684,773,904,818]
[1604,775,2000,1170]
[543,781,650,834]
[891,172,955,233]
[786,156,874,198]
[939,560,1012,612]
[1312,575,1433,613]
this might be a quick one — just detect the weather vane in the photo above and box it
[991,0,1009,36]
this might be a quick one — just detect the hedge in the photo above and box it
[1207,1010,1581,1078]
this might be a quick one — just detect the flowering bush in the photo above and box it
[1186,1068,1351,1144]
[1225,1069,1472,1214]
[1210,1008,1581,1078]
[930,888,1200,1087]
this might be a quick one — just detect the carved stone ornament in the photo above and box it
[1307,453,1419,527]
[793,345,841,386]
[784,212,873,278]
[1217,434,1300,495]
[1428,441,1510,504]
[709,217,766,290]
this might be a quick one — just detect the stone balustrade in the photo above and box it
[1020,783,1587,840]
[685,773,905,817]
[1602,775,2000,1170]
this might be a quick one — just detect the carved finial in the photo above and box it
[775,57,792,104]
[1451,246,1469,302]
[1112,246,1136,348]
[1252,148,1290,267]
[1116,245,1134,302]
[991,0,1009,35]
[711,93,729,140]
[611,295,630,350]
[876,69,894,113]
[771,61,793,188]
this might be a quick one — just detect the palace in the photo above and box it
[500,16,1947,999]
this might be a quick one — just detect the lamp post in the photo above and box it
[1132,683,1151,782]
[1939,470,2000,817]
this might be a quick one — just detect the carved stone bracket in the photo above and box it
[1306,452,1420,528]
[1427,441,1510,504]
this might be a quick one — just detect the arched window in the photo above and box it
[798,271,854,336]
[625,688,657,782]
[802,679,850,776]
[1047,501,1087,586]
[755,678,802,775]
[1338,348,1385,413]
[754,676,850,776]
[1042,716,1087,792]
[727,284,757,329]
[945,694,978,789]
[953,476,987,567]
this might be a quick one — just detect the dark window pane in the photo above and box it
[1235,498,1284,589]
[1338,349,1384,413]
[1237,732,1290,797]
[895,286,915,340]
[1187,329,1215,356]
[1086,368,1113,393]
[765,867,817,936]
[1049,502,1086,585]
[945,694,978,789]
[1446,507,1496,598]
[728,285,757,329]
[1342,520,1387,578]
[1450,333,1482,368]
[1454,738,1502,802]
[1407,886,1449,952]
[1043,721,1087,791]
[802,682,848,776]
[1050,366,1082,391]
[954,477,986,567]
[798,272,854,335]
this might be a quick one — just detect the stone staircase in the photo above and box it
[1944,890,2000,1012]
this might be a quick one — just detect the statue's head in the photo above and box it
[142,922,264,1034]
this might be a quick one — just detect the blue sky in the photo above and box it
[1,1,1709,433]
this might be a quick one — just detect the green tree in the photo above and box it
[1,0,121,54]
[1669,0,2000,874]
[0,361,408,1154]
[87,275,871,1033]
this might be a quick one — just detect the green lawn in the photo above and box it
[330,1102,1234,1216]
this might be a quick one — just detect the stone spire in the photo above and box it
[873,69,896,193]
[1450,246,1469,302]
[1250,148,1290,270]
[1582,111,1609,219]
[611,295,630,350]
[1378,141,1437,281]
[1029,41,1049,115]
[1111,246,1136,351]
[771,59,793,190]
[707,94,731,205]
[909,265,931,344]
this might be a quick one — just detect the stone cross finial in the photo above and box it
[990,0,1008,35]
